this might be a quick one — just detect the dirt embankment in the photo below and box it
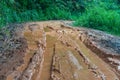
[0,21,120,80]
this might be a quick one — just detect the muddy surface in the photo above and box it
[0,21,120,80]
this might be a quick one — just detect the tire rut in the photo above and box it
[1,21,120,80]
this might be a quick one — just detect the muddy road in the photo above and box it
[0,21,120,80]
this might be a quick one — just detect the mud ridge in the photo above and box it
[0,21,120,80]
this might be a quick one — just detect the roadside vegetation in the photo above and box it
[0,0,120,35]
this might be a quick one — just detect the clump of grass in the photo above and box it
[0,0,86,28]
[45,7,72,20]
[74,6,120,35]
[1,0,120,36]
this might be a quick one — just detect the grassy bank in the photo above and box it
[1,0,120,35]
[74,6,120,35]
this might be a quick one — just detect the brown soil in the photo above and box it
[0,21,120,80]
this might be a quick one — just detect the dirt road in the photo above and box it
[0,21,120,80]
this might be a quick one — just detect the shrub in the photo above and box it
[74,7,120,35]
[45,6,72,20]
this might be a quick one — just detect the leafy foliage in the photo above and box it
[1,0,120,35]
[74,1,120,36]
[0,0,86,27]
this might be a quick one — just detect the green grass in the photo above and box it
[1,0,120,36]
[74,6,120,36]
[0,0,85,28]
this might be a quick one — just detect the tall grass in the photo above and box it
[0,0,85,28]
[1,0,120,36]
[0,0,46,27]
[74,6,120,35]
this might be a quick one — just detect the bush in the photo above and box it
[0,0,86,28]
[74,6,120,35]
[45,6,72,20]
[1,0,120,36]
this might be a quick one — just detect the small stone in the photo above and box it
[0,53,2,57]
[117,66,120,70]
